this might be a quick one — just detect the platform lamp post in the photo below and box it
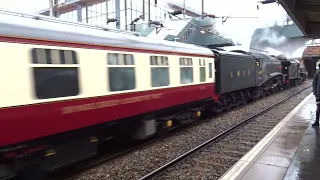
[49,0,54,17]
[148,0,151,27]
[53,0,59,17]
[183,0,186,18]
[201,0,204,19]
[49,0,59,17]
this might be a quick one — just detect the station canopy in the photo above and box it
[279,0,320,38]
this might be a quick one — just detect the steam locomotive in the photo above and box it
[0,11,306,179]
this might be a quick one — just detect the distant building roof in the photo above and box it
[303,46,320,58]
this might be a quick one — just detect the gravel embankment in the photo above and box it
[155,86,313,180]
[75,82,312,180]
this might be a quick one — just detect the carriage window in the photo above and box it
[199,59,206,82]
[209,62,213,78]
[107,53,135,91]
[150,56,169,87]
[180,58,193,84]
[31,48,79,99]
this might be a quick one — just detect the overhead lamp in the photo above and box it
[202,12,217,19]
[149,20,164,28]
[207,14,216,18]
[200,30,206,34]
[257,0,277,4]
[107,18,117,24]
[169,10,183,19]
[130,15,143,25]
[257,0,279,9]
[130,17,140,25]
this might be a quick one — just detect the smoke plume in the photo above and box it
[250,25,310,58]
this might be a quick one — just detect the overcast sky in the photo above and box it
[0,0,301,49]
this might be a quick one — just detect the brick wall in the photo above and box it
[303,46,320,57]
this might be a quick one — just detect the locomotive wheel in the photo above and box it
[273,87,277,93]
[260,90,265,98]
[269,88,274,94]
[212,103,223,115]
[212,107,223,114]
[225,102,231,111]
[225,99,231,111]
[282,85,287,90]
[239,92,247,105]
[231,94,238,107]
[235,95,241,107]
[270,88,275,94]
[242,96,248,105]
[220,96,231,111]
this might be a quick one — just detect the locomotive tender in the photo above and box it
[0,10,305,178]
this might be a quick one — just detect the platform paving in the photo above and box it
[219,93,320,180]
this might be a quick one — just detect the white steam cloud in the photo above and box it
[251,26,310,59]
[257,28,287,47]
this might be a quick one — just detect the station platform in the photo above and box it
[219,93,320,180]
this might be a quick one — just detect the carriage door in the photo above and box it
[255,58,263,85]
[208,56,216,83]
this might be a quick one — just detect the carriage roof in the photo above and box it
[0,10,213,57]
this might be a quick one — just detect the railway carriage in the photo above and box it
[0,11,216,178]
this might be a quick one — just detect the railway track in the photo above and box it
[139,85,312,180]
[48,82,311,180]
[49,123,201,180]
